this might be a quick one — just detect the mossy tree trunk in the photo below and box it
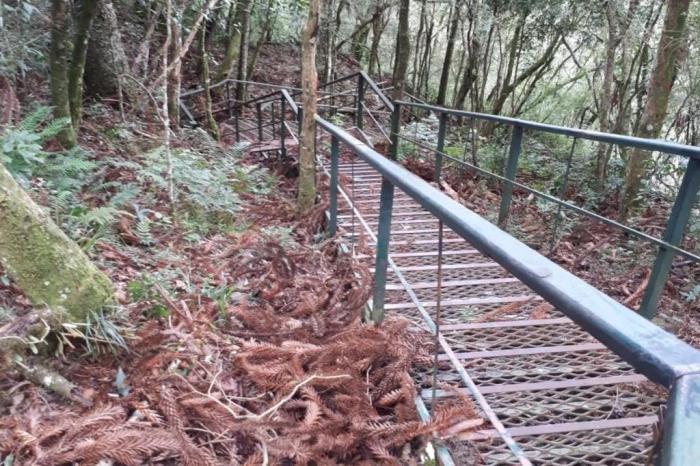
[49,0,77,148]
[68,0,100,129]
[0,165,113,323]
[297,0,320,215]
[235,0,253,102]
[201,27,220,141]
[218,0,249,82]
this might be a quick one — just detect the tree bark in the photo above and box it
[235,0,253,102]
[391,0,411,100]
[620,0,691,217]
[297,0,320,215]
[68,0,99,130]
[368,8,387,76]
[218,0,248,82]
[201,26,219,140]
[49,0,76,147]
[436,2,461,106]
[247,0,276,79]
[84,0,131,98]
[0,165,113,323]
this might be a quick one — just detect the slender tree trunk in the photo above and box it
[483,31,561,135]
[67,0,99,130]
[0,165,113,323]
[218,0,248,81]
[411,0,427,93]
[436,2,461,106]
[49,0,76,147]
[297,0,320,215]
[455,0,480,109]
[236,0,253,102]
[247,0,276,79]
[620,0,691,217]
[368,10,386,76]
[167,8,182,128]
[391,0,411,100]
[201,26,219,140]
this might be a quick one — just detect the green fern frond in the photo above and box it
[17,106,52,132]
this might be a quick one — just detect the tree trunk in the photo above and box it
[620,0,690,218]
[235,0,253,102]
[49,0,76,147]
[367,9,387,76]
[68,0,99,130]
[297,0,320,215]
[247,0,276,80]
[201,26,219,140]
[0,165,113,323]
[410,0,427,93]
[483,31,561,136]
[84,0,131,98]
[595,0,640,190]
[391,0,411,101]
[218,0,248,82]
[436,2,461,106]
[167,8,182,128]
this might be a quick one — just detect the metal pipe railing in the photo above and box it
[315,111,700,466]
[395,99,700,320]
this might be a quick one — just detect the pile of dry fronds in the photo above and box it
[1,214,481,464]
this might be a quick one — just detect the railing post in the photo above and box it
[434,113,448,182]
[389,102,401,161]
[271,103,277,137]
[256,103,263,140]
[234,113,240,143]
[329,136,339,236]
[356,74,365,130]
[639,158,700,319]
[659,373,700,466]
[371,176,395,324]
[498,125,523,228]
[280,96,287,159]
[225,82,232,119]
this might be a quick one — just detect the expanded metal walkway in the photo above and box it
[328,157,665,465]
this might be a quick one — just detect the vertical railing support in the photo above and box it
[256,102,263,140]
[660,373,700,466]
[371,176,395,324]
[225,82,232,118]
[234,113,240,143]
[356,74,365,130]
[498,125,524,228]
[370,101,401,323]
[280,96,287,159]
[329,135,339,236]
[549,138,578,253]
[389,102,401,161]
[639,158,700,319]
[271,103,277,136]
[434,113,448,182]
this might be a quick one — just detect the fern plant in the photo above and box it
[0,106,68,183]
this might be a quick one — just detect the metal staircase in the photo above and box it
[180,72,700,466]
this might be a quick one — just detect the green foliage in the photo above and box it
[0,107,68,181]
[0,2,46,78]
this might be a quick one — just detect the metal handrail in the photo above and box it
[398,100,700,160]
[398,133,700,262]
[315,112,700,466]
[393,99,700,319]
